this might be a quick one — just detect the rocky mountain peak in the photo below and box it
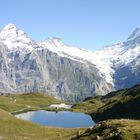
[0,23,28,40]
[0,23,35,51]
[127,27,140,41]
[3,23,17,31]
[41,37,65,47]
[0,23,18,40]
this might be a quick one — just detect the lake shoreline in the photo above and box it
[15,110,95,128]
[12,103,73,115]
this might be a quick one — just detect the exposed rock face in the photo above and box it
[114,55,140,89]
[0,24,140,101]
[0,40,112,102]
[113,28,140,90]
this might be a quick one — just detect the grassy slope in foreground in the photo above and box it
[72,119,140,140]
[1,84,140,140]
[0,93,85,140]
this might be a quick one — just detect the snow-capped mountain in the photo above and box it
[0,23,140,101]
[0,23,37,52]
[39,28,140,87]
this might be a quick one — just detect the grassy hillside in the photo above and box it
[71,84,140,140]
[92,84,140,121]
[72,119,140,140]
[0,84,140,140]
[0,93,62,113]
[0,93,85,140]
[72,84,140,121]
[72,96,104,114]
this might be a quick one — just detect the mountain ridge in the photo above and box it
[0,23,140,101]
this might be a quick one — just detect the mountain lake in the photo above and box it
[15,110,94,128]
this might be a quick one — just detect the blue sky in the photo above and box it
[0,0,140,50]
